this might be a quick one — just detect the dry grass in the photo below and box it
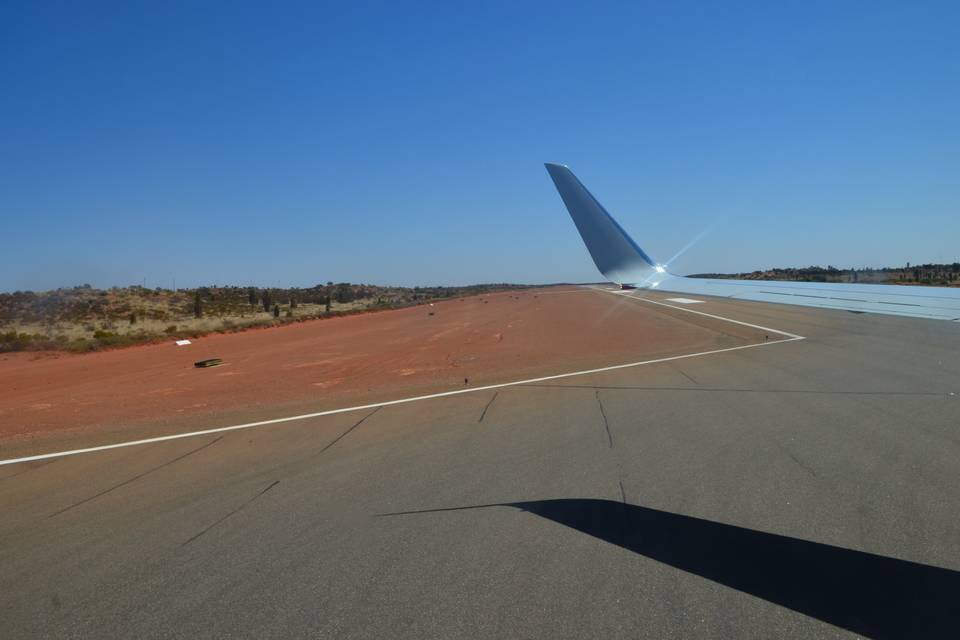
[1,301,375,351]
[0,283,530,352]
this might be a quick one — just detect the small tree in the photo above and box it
[335,283,352,303]
[325,295,331,312]
[290,296,297,309]
[129,312,137,325]
[262,289,272,312]
[248,287,257,307]
[273,304,280,318]
[193,290,202,318]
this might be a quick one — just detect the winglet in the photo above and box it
[545,163,659,286]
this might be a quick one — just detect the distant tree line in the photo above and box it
[690,262,960,286]
[0,281,533,328]
[0,280,533,353]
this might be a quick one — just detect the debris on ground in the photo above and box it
[175,340,192,346]
[194,358,223,368]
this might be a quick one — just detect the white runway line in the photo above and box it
[665,297,704,304]
[0,292,806,467]
[594,287,805,340]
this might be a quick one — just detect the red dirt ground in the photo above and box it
[0,287,765,457]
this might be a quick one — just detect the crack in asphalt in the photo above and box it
[1,458,58,482]
[478,391,498,423]
[595,390,613,448]
[782,447,819,479]
[49,436,223,518]
[675,368,700,386]
[317,407,381,455]
[182,480,280,546]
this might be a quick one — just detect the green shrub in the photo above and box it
[0,331,31,352]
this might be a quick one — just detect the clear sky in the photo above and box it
[2,1,958,291]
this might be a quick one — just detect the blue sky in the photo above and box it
[2,1,958,291]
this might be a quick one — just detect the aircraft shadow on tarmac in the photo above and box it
[383,498,958,639]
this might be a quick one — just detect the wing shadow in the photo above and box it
[383,498,959,639]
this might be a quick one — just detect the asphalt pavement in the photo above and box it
[2,289,958,639]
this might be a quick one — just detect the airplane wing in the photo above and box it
[545,162,960,321]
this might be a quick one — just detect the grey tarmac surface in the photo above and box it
[2,287,959,639]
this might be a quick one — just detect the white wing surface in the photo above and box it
[546,163,960,322]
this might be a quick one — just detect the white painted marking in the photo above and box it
[0,345,803,468]
[593,287,805,340]
[175,340,191,346]
[0,290,805,467]
[665,297,704,305]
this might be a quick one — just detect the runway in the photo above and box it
[2,287,959,638]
